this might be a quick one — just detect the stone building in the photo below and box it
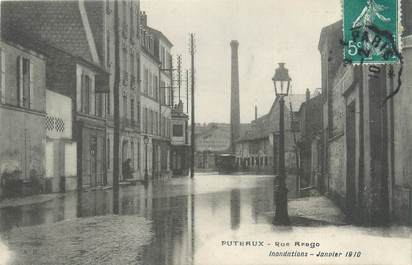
[84,0,142,183]
[295,89,323,188]
[2,1,110,189]
[0,39,46,197]
[319,5,412,225]
[139,11,173,180]
[194,123,231,170]
[235,94,305,174]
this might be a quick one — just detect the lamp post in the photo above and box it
[144,135,149,184]
[272,62,291,225]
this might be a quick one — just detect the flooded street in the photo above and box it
[0,173,411,265]
[0,173,294,265]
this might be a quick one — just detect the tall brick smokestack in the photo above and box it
[230,40,240,152]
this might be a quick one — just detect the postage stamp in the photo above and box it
[343,0,400,64]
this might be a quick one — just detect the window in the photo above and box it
[96,93,103,117]
[106,31,111,68]
[122,49,128,73]
[17,56,32,108]
[154,75,158,100]
[136,57,140,85]
[173,124,184,137]
[150,110,153,134]
[131,141,135,169]
[129,3,134,39]
[160,81,165,104]
[107,138,111,169]
[130,98,135,125]
[81,73,91,114]
[148,72,152,97]
[137,101,140,128]
[0,48,5,103]
[161,47,165,68]
[144,107,148,133]
[107,92,111,115]
[123,95,127,120]
[137,141,140,169]
[130,53,135,88]
[144,68,148,94]
[152,110,155,135]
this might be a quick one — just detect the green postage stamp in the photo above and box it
[343,0,400,64]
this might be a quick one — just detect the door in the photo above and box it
[90,136,97,187]
[346,102,357,222]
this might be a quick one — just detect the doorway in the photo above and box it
[346,101,357,222]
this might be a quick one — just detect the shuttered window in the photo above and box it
[16,56,33,108]
[0,48,5,104]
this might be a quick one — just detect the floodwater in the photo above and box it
[0,173,410,265]
[0,173,295,265]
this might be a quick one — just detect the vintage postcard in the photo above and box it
[0,0,411,265]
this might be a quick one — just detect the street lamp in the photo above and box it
[144,135,149,184]
[272,62,291,225]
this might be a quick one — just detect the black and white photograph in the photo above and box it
[0,0,411,264]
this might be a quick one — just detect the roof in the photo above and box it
[237,93,306,142]
[1,1,98,66]
[192,123,251,138]
[146,26,173,48]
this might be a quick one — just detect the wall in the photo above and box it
[391,36,412,224]
[0,41,46,197]
[45,89,77,192]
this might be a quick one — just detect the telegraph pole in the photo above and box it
[190,33,195,179]
[177,55,182,102]
[112,0,120,214]
[186,69,189,113]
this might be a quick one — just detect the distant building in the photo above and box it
[235,94,306,174]
[193,123,250,171]
[170,100,190,176]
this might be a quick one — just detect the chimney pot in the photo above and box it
[306,88,310,101]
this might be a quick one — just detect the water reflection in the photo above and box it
[0,174,287,265]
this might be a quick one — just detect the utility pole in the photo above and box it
[177,55,182,102]
[186,69,189,113]
[112,0,120,214]
[190,33,195,179]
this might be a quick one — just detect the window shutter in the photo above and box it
[29,60,34,109]
[0,48,5,104]
[16,56,23,106]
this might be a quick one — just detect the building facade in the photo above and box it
[171,101,190,176]
[45,89,77,192]
[319,9,412,225]
[0,39,46,197]
[295,89,323,188]
[235,94,305,174]
[139,11,173,180]
[194,123,230,170]
[84,0,142,183]
[2,0,110,189]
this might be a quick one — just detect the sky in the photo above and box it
[142,0,341,124]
